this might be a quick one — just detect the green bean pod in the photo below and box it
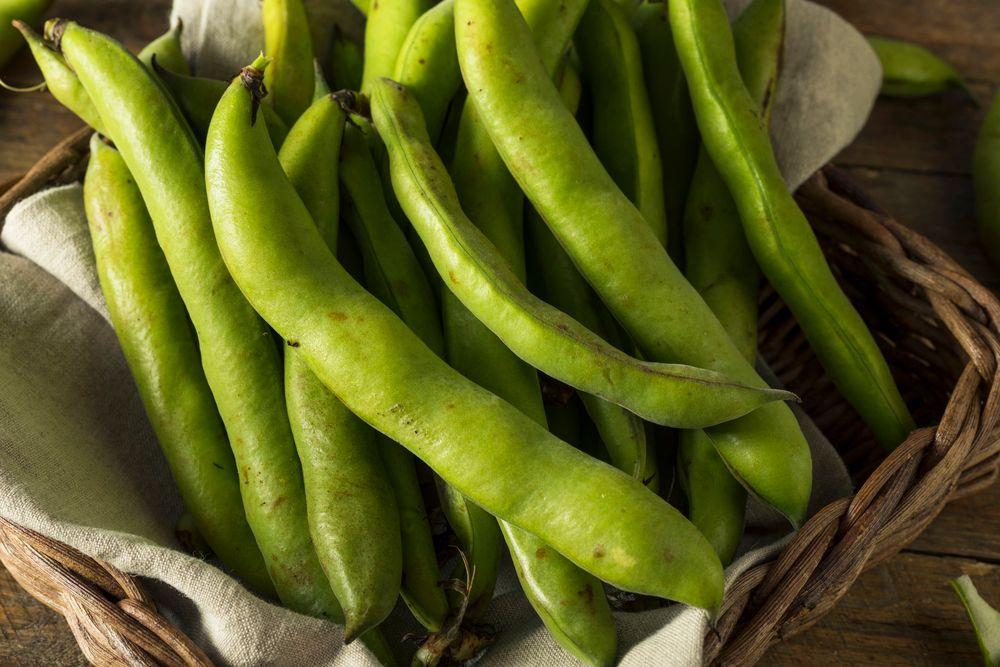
[138,20,189,75]
[280,95,342,248]
[974,91,1000,266]
[83,135,274,598]
[340,124,444,355]
[528,213,653,486]
[330,28,363,92]
[313,59,331,102]
[392,0,460,141]
[278,97,401,640]
[679,0,784,566]
[13,21,104,132]
[361,0,432,94]
[669,0,914,451]
[155,66,288,147]
[373,80,795,429]
[55,21,340,622]
[576,0,667,246]
[433,476,502,620]
[633,2,699,264]
[206,59,725,612]
[0,0,51,70]
[454,0,812,524]
[441,123,529,620]
[528,63,655,489]
[868,36,973,100]
[339,123,450,632]
[262,0,314,124]
[445,5,617,656]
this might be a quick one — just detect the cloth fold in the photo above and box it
[0,0,870,664]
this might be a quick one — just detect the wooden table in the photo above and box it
[1,0,998,664]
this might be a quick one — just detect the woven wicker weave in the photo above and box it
[0,129,997,667]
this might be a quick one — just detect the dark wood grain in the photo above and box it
[0,566,87,666]
[765,553,999,666]
[1,0,999,664]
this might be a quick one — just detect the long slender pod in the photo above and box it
[527,211,654,487]
[54,21,343,624]
[338,123,450,632]
[138,20,189,74]
[361,0,432,94]
[371,80,793,429]
[13,21,104,132]
[392,0,461,141]
[83,135,274,597]
[262,0,314,124]
[279,97,402,640]
[576,0,667,245]
[560,8,659,488]
[868,36,974,100]
[678,0,785,566]
[206,56,725,612]
[974,91,1000,266]
[669,0,914,450]
[454,0,812,523]
[633,1,699,264]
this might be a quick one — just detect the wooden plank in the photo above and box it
[836,93,988,175]
[837,165,999,287]
[765,552,999,665]
[823,0,1000,175]
[0,566,87,666]
[910,479,1000,564]
[820,0,1000,84]
[0,0,172,184]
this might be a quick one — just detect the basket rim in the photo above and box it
[0,130,997,667]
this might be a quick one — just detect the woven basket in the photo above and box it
[1,126,997,666]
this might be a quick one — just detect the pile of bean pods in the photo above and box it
[13,0,919,664]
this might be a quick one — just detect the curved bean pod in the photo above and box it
[868,36,973,100]
[0,0,51,70]
[455,0,812,523]
[680,0,784,566]
[138,20,189,75]
[279,97,402,640]
[633,2,699,264]
[392,0,460,141]
[974,91,1000,265]
[206,61,725,612]
[339,123,449,632]
[446,3,616,657]
[13,21,104,132]
[155,66,288,147]
[84,135,274,597]
[55,22,341,622]
[280,95,342,248]
[372,79,795,429]
[262,0,314,124]
[361,0,431,94]
[527,211,653,486]
[669,0,914,451]
[576,0,667,245]
[528,63,655,489]
[340,124,444,355]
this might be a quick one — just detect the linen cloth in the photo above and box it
[0,0,875,663]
